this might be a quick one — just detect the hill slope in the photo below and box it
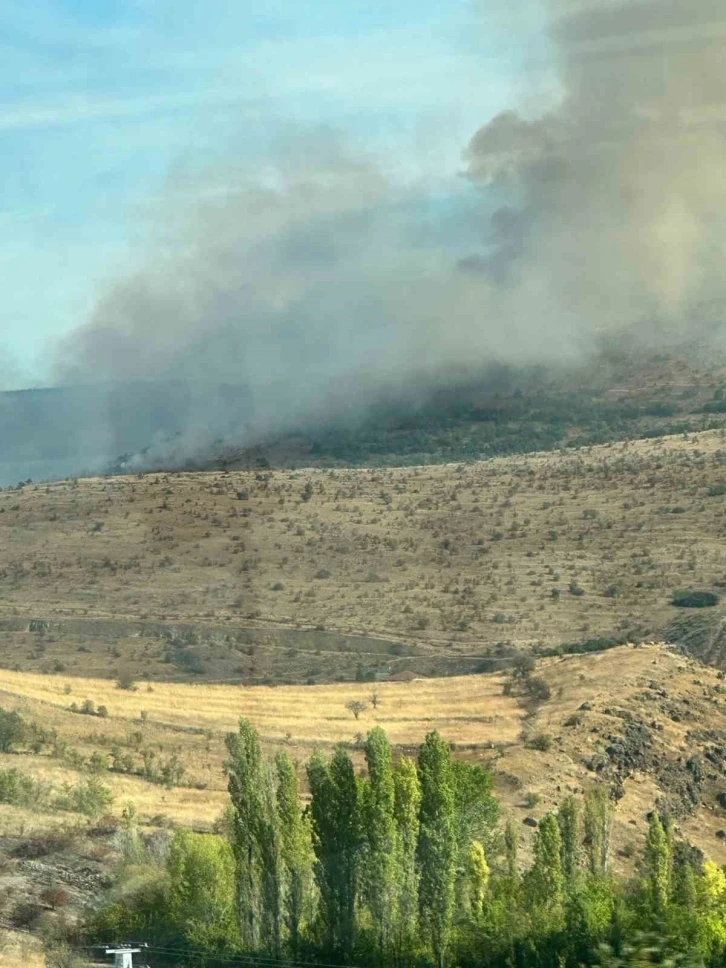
[0,430,725,682]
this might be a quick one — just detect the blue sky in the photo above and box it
[0,0,554,387]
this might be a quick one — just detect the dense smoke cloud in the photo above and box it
[467,0,726,330]
[48,0,726,469]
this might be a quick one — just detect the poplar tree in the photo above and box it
[258,762,284,957]
[558,796,581,889]
[645,811,672,915]
[307,747,361,959]
[468,841,490,918]
[362,727,397,956]
[584,786,613,876]
[275,751,313,958]
[417,731,456,968]
[392,755,422,966]
[529,813,565,916]
[225,718,265,949]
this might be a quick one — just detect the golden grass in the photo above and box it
[0,666,522,747]
[2,642,726,872]
[0,931,45,967]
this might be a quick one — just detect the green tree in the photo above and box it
[468,840,490,918]
[275,751,314,958]
[417,731,456,968]
[584,785,613,876]
[392,755,422,966]
[558,796,581,889]
[258,761,284,957]
[166,829,238,953]
[0,709,27,752]
[307,746,361,959]
[362,727,397,957]
[225,718,265,949]
[645,812,672,916]
[528,813,565,917]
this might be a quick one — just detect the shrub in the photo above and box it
[116,671,137,691]
[54,777,113,817]
[512,655,536,679]
[0,708,28,752]
[671,590,720,608]
[526,677,552,702]
[527,732,554,752]
[0,767,42,806]
[524,791,541,808]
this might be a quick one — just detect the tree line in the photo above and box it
[90,721,726,967]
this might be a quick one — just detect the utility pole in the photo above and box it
[104,944,149,968]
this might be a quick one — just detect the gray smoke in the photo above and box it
[48,1,726,469]
[466,0,726,332]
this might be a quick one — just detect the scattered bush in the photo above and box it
[526,732,554,752]
[526,677,552,702]
[671,590,720,608]
[0,767,43,806]
[0,708,28,752]
[346,700,368,721]
[54,777,114,817]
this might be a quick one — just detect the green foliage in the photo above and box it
[0,766,110,815]
[671,590,720,608]
[362,727,397,953]
[0,707,28,752]
[166,829,239,953]
[275,750,314,957]
[84,723,726,968]
[528,813,565,915]
[527,732,554,752]
[53,776,113,816]
[645,812,672,915]
[417,730,456,968]
[392,754,422,963]
[558,796,581,888]
[225,717,266,949]
[307,746,361,958]
[0,766,43,806]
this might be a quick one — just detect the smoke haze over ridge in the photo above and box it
[31,0,726,471]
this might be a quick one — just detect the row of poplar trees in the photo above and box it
[225,720,498,968]
[91,720,726,968]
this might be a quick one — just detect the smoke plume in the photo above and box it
[48,0,726,469]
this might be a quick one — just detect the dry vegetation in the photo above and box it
[0,429,725,683]
[2,643,726,863]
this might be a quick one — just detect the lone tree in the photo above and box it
[346,700,367,721]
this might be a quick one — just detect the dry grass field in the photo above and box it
[2,643,726,867]
[0,428,725,683]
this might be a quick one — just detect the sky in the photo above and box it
[0,0,555,388]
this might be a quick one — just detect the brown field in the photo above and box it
[0,428,725,684]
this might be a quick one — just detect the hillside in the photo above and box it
[0,429,725,684]
[3,642,726,948]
